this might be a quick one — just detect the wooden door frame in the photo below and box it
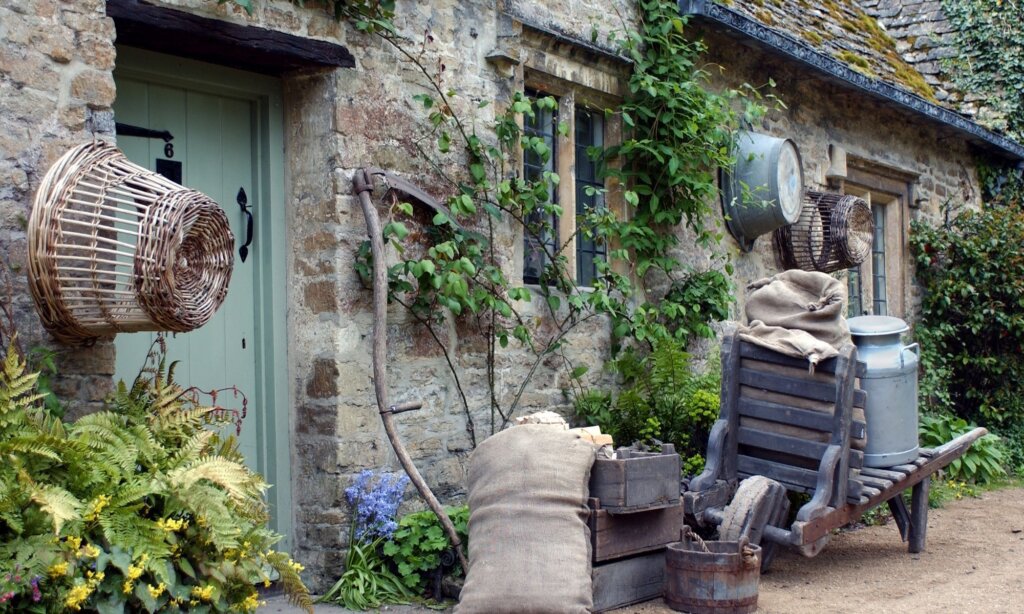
[113,46,293,547]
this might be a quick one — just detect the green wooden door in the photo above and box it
[112,48,291,545]
[114,78,259,460]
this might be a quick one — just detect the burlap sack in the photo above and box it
[740,270,851,366]
[455,425,595,614]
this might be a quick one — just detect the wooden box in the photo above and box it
[589,499,683,562]
[589,444,681,513]
[592,551,665,613]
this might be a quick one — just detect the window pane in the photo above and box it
[523,90,558,284]
[574,107,605,287]
[848,267,863,316]
[871,205,887,315]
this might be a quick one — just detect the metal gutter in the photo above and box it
[679,0,1024,161]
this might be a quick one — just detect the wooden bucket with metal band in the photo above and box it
[664,532,761,614]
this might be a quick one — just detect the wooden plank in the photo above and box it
[589,503,683,562]
[739,368,837,403]
[888,463,919,475]
[909,477,930,553]
[739,341,866,376]
[737,426,830,460]
[860,467,909,481]
[741,357,837,384]
[738,397,835,432]
[107,0,356,75]
[738,454,818,490]
[849,449,864,469]
[739,455,864,503]
[857,474,894,492]
[888,495,911,542]
[592,551,665,613]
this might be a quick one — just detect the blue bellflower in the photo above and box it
[345,469,409,543]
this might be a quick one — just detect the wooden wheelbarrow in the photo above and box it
[683,330,987,570]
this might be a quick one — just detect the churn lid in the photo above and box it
[847,315,909,337]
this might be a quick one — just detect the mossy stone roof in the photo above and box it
[718,0,936,101]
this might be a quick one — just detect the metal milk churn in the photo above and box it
[847,316,920,468]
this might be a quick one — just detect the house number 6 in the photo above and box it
[164,142,174,158]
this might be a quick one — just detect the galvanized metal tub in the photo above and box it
[848,315,920,467]
[664,536,761,614]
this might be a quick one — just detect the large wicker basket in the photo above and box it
[28,141,234,345]
[773,191,873,273]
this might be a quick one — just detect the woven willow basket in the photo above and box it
[773,191,873,273]
[28,141,234,344]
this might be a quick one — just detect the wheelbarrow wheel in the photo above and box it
[718,475,790,572]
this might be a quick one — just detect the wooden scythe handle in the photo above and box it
[353,168,470,573]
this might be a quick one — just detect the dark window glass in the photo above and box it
[871,205,887,315]
[574,107,605,287]
[848,267,863,317]
[523,90,558,285]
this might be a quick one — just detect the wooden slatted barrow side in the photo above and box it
[684,329,987,569]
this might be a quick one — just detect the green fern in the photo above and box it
[584,339,721,468]
[0,344,311,611]
[28,484,82,534]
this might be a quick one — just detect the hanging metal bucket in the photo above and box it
[664,533,761,614]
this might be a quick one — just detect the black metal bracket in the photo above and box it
[115,122,174,142]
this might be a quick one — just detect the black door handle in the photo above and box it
[237,187,254,262]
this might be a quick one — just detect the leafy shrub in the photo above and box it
[321,471,412,610]
[382,506,468,597]
[0,347,310,613]
[910,202,1024,427]
[918,413,1006,484]
[574,339,720,473]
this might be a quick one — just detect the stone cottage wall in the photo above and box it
[0,0,1002,592]
[0,0,119,415]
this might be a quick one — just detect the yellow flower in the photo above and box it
[123,580,134,595]
[191,584,215,602]
[234,591,263,612]
[84,494,111,522]
[127,564,143,581]
[263,578,271,588]
[66,536,82,550]
[48,561,69,578]
[65,582,94,611]
[288,559,305,574]
[147,582,166,598]
[82,544,100,559]
[157,517,190,533]
[86,570,105,583]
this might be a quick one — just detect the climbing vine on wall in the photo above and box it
[230,0,770,436]
[942,0,1024,142]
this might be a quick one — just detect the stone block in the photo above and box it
[306,358,339,399]
[69,67,116,109]
[303,280,338,314]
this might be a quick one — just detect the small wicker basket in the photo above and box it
[774,191,873,273]
[28,141,234,345]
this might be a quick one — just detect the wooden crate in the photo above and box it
[589,499,683,562]
[592,551,665,613]
[589,444,681,513]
